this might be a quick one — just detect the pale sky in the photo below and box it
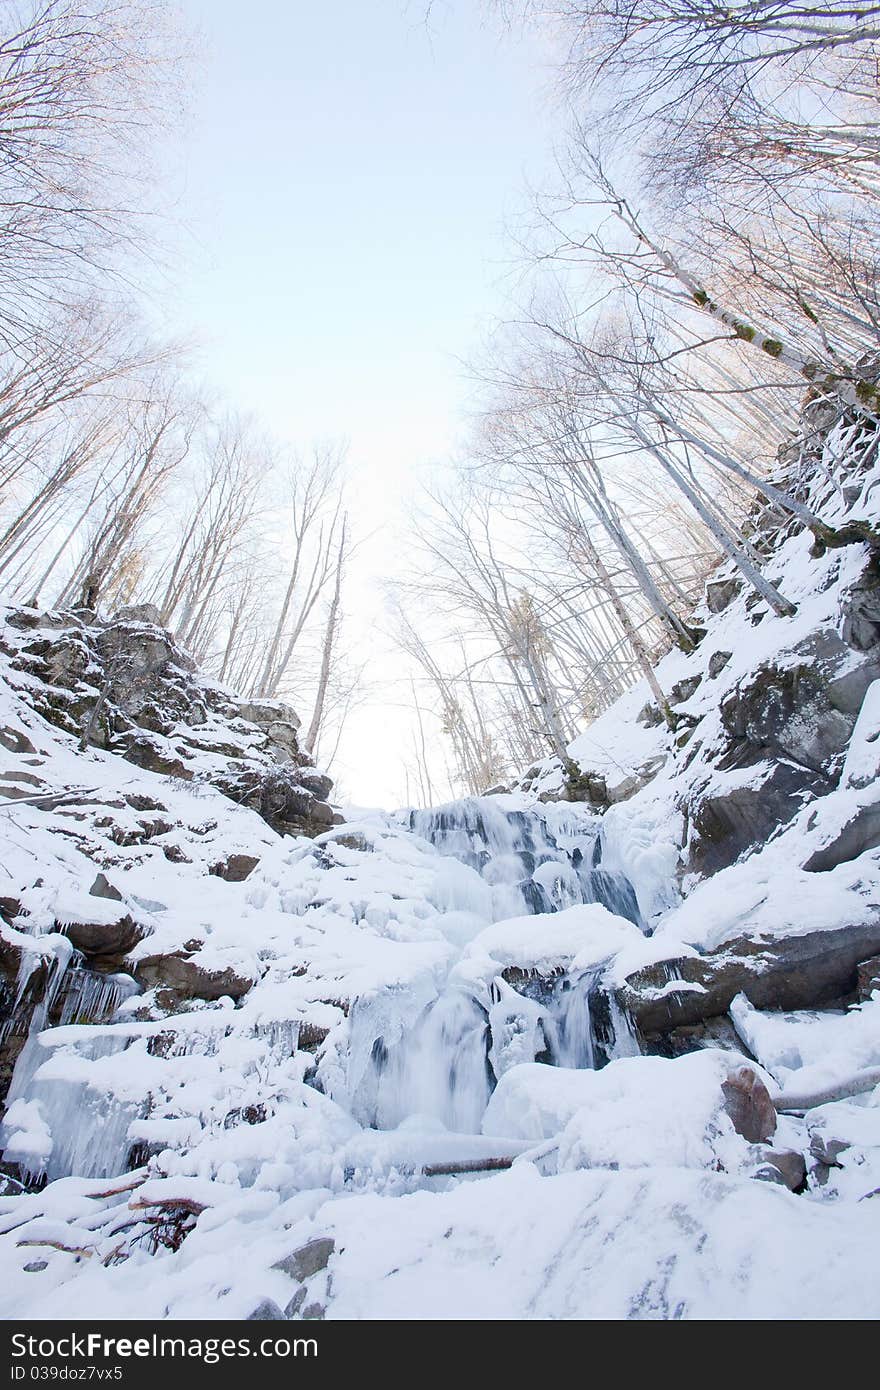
[162,0,558,807]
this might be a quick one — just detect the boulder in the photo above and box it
[209,854,260,882]
[718,629,880,775]
[134,951,253,1004]
[246,1299,286,1321]
[671,674,702,704]
[721,1065,776,1142]
[89,873,123,902]
[751,1146,807,1191]
[841,562,880,651]
[636,702,665,729]
[809,1132,850,1167]
[616,920,880,1036]
[803,800,880,872]
[233,699,301,731]
[707,650,732,679]
[297,769,333,802]
[272,1237,335,1283]
[687,760,823,876]
[59,913,144,958]
[607,755,666,805]
[113,603,162,627]
[0,725,36,755]
[284,1287,307,1319]
[705,577,742,614]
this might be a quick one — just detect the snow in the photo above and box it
[2,427,880,1320]
[482,1050,759,1174]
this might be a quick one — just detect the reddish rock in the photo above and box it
[722,1065,777,1143]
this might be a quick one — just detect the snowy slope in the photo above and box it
[1,415,880,1320]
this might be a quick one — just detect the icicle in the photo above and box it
[488,978,547,1079]
[1,1030,137,1182]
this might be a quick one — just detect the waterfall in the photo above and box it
[410,797,642,926]
[1,1029,137,1184]
[2,793,649,1183]
[337,797,645,1133]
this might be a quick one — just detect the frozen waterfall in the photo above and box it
[337,797,645,1133]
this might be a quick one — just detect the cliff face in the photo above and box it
[0,602,339,1101]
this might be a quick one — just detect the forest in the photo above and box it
[3,2,879,800]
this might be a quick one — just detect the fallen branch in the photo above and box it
[17,1238,93,1258]
[87,1172,147,1200]
[128,1195,207,1217]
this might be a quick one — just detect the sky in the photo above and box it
[162,0,558,807]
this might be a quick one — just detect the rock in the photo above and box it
[809,1132,850,1167]
[688,760,823,876]
[124,793,166,813]
[637,702,664,728]
[643,1015,747,1060]
[708,651,732,679]
[751,1146,806,1191]
[59,913,144,958]
[246,1299,286,1321]
[607,755,666,806]
[705,576,742,614]
[0,897,21,924]
[113,603,162,626]
[857,955,880,1000]
[718,629,879,775]
[0,725,36,755]
[671,674,702,704]
[803,800,880,872]
[118,733,192,780]
[331,832,372,852]
[23,1261,48,1273]
[233,699,301,731]
[297,769,333,802]
[89,872,123,902]
[135,952,253,1004]
[483,783,511,796]
[272,1237,335,1284]
[841,562,880,651]
[616,919,880,1036]
[216,766,334,839]
[264,719,301,752]
[300,1303,325,1321]
[284,1287,307,1319]
[560,762,609,807]
[721,1065,777,1142]
[210,854,260,882]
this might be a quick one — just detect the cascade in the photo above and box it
[409,797,642,925]
[340,797,645,1133]
[2,794,651,1184]
[1,1029,137,1183]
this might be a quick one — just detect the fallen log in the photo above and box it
[772,1066,880,1112]
[419,1157,515,1178]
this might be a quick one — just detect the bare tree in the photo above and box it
[254,444,347,699]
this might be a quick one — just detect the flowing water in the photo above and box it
[338,797,645,1133]
[2,795,650,1181]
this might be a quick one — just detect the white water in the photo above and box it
[2,795,650,1181]
[336,798,645,1134]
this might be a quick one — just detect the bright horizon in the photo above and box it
[157,1,558,807]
